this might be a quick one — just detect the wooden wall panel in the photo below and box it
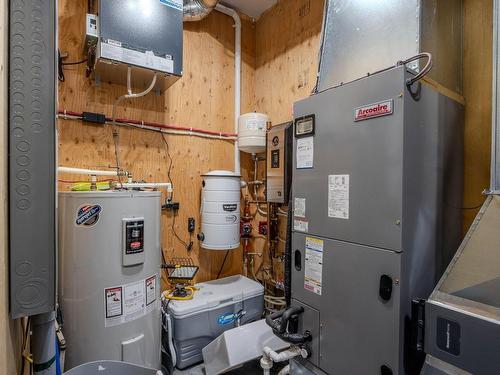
[57,0,256,284]
[463,0,493,231]
[255,0,325,125]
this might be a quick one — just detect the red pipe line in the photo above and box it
[57,110,238,138]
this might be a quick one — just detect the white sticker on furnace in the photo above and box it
[296,137,314,169]
[294,198,306,218]
[294,219,308,233]
[328,175,349,219]
[304,237,323,295]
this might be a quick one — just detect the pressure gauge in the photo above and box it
[295,115,315,137]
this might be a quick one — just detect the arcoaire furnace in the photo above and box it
[287,65,464,375]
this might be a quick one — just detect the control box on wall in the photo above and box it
[266,122,293,204]
[92,0,183,91]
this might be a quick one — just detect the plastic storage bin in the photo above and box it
[166,275,264,370]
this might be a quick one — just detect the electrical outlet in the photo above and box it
[188,217,195,233]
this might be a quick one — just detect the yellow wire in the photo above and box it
[162,287,197,301]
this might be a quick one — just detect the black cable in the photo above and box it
[217,250,230,279]
[62,59,88,66]
[461,203,484,210]
[171,214,193,251]
[161,133,173,191]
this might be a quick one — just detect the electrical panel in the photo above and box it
[122,218,145,266]
[92,0,183,91]
[266,122,293,204]
[9,0,57,318]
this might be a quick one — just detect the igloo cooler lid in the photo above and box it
[167,275,263,318]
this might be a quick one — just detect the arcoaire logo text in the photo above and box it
[354,99,393,122]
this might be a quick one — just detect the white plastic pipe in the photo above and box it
[58,166,119,177]
[118,182,173,191]
[263,346,302,363]
[278,365,291,375]
[216,3,241,175]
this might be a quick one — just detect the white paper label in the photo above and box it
[296,137,314,169]
[328,174,350,219]
[304,237,324,295]
[104,275,157,328]
[294,198,306,218]
[245,119,265,131]
[146,275,157,307]
[294,219,308,232]
[101,43,174,74]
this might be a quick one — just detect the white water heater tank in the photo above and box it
[58,191,161,370]
[238,112,269,154]
[200,171,241,250]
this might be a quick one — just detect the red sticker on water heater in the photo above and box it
[354,99,393,122]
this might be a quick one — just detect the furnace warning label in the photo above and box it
[294,198,306,218]
[104,275,157,328]
[294,219,308,233]
[328,175,350,219]
[296,137,314,169]
[304,237,323,295]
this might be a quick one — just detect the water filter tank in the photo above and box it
[200,171,241,250]
[238,112,269,154]
[58,191,161,370]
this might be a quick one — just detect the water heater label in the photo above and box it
[104,276,157,328]
[76,204,102,227]
[328,175,349,219]
[304,237,324,295]
[354,99,393,122]
[146,275,157,307]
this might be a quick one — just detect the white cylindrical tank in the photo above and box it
[238,112,269,154]
[200,171,241,250]
[58,191,161,370]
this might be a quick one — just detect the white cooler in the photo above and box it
[165,275,264,370]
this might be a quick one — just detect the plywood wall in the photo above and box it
[256,0,494,234]
[57,0,256,284]
[255,0,325,124]
[463,0,494,231]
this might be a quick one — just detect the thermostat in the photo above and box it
[122,217,145,267]
[295,115,315,137]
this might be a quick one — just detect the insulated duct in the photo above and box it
[183,0,219,22]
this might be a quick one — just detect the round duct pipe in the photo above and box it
[183,0,219,22]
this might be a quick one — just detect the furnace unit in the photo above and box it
[282,65,464,375]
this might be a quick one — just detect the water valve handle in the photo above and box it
[265,306,312,344]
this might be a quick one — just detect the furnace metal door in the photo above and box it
[292,67,406,252]
[291,233,402,375]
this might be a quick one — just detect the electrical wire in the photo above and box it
[172,214,193,252]
[217,250,230,279]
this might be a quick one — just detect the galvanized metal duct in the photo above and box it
[183,0,219,22]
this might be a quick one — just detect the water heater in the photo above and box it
[58,191,161,370]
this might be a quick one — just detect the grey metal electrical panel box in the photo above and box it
[290,65,464,375]
[94,0,183,90]
[9,0,57,318]
[266,122,293,204]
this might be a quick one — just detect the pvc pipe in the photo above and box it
[216,3,241,175]
[278,365,291,375]
[263,346,302,363]
[32,312,57,375]
[166,313,177,368]
[118,182,173,191]
[58,166,119,176]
